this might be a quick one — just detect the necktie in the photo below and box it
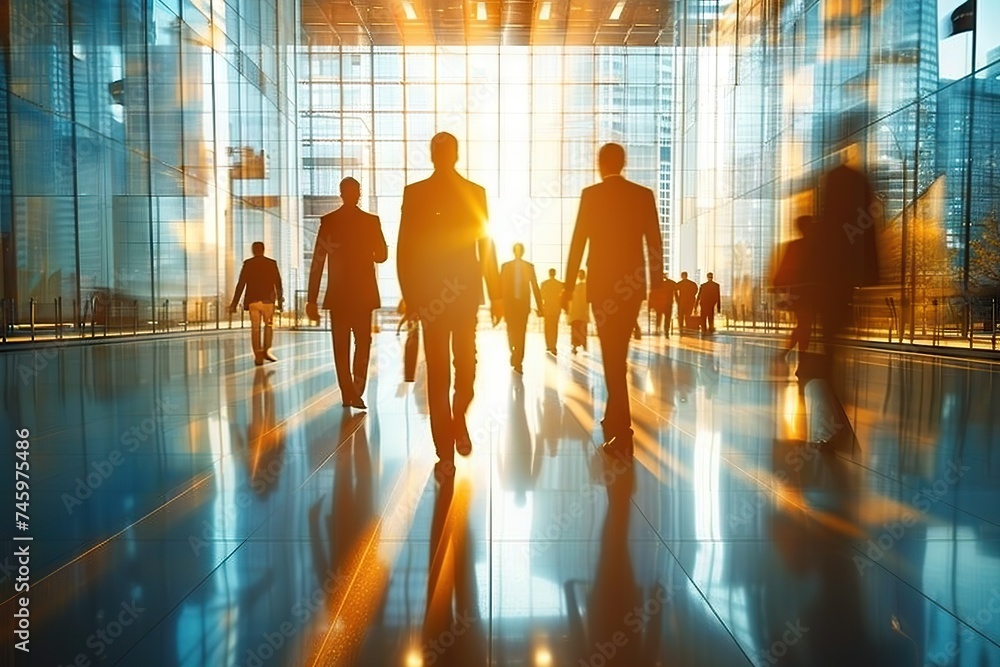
[514,261,523,300]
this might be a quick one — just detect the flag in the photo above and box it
[949,0,976,37]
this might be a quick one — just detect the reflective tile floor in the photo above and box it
[2,330,1000,666]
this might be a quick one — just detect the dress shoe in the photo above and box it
[351,397,367,410]
[513,365,523,375]
[254,354,264,367]
[601,434,634,460]
[454,419,472,457]
[264,350,278,362]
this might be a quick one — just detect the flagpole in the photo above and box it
[961,3,977,336]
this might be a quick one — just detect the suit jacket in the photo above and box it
[500,259,543,318]
[540,278,564,316]
[307,204,388,312]
[564,175,664,310]
[232,255,283,311]
[697,280,721,312]
[676,279,698,307]
[397,170,499,317]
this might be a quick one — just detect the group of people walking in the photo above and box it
[228,135,717,477]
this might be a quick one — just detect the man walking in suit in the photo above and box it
[655,275,676,336]
[398,132,501,477]
[230,241,283,366]
[306,177,388,410]
[696,272,722,334]
[540,268,564,354]
[676,271,698,333]
[500,244,543,373]
[562,143,665,459]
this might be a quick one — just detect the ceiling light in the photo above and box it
[402,0,417,20]
[539,1,551,20]
[609,1,626,20]
[477,1,487,20]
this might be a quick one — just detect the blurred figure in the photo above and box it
[563,143,666,459]
[540,268,564,354]
[569,269,589,354]
[230,241,283,366]
[500,243,543,374]
[654,274,677,336]
[397,299,420,383]
[499,378,543,506]
[307,177,388,410]
[675,271,698,333]
[772,216,817,360]
[696,272,721,334]
[397,132,501,476]
[806,148,879,446]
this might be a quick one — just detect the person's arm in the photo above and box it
[230,263,247,311]
[530,266,543,316]
[643,188,665,290]
[307,224,327,305]
[397,188,417,307]
[562,190,590,309]
[716,285,722,313]
[273,260,284,309]
[372,215,388,264]
[475,186,501,323]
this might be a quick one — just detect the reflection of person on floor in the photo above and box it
[562,143,666,459]
[307,177,388,411]
[538,382,565,456]
[499,378,543,505]
[540,268,564,354]
[230,241,284,366]
[397,133,501,477]
[500,243,543,374]
[569,270,589,354]
[696,272,721,334]
[245,368,286,496]
[423,477,485,667]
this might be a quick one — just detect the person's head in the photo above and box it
[340,177,361,207]
[794,215,813,236]
[548,268,557,279]
[251,241,264,257]
[578,269,586,281]
[681,271,688,279]
[513,243,525,259]
[431,132,459,170]
[598,143,626,179]
[707,272,714,281]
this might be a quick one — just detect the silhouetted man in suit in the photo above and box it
[676,271,698,332]
[696,272,721,333]
[563,143,665,458]
[230,241,283,366]
[398,132,501,477]
[541,268,564,355]
[307,177,388,410]
[655,276,676,336]
[500,243,543,373]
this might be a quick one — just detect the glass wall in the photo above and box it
[671,0,1000,343]
[0,0,301,329]
[298,45,674,307]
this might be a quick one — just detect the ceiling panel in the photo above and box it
[300,0,675,47]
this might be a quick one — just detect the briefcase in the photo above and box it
[685,314,705,331]
[404,322,420,382]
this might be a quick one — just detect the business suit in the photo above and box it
[540,276,564,352]
[308,203,388,403]
[231,254,283,364]
[398,169,500,462]
[500,259,543,370]
[696,279,721,333]
[676,278,698,330]
[564,174,664,441]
